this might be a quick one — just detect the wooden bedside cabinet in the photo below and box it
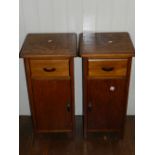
[20,33,77,135]
[79,32,135,138]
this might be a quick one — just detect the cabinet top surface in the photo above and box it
[79,32,135,58]
[20,33,77,58]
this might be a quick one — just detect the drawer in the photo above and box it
[30,59,69,78]
[88,59,128,78]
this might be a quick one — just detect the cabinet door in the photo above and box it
[87,79,127,131]
[32,79,72,132]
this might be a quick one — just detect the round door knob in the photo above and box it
[48,39,53,43]
[110,86,115,91]
[108,40,113,43]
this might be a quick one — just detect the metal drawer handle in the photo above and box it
[102,67,114,72]
[43,67,56,72]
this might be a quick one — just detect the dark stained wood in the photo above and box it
[82,58,132,138]
[82,58,89,138]
[69,58,75,137]
[79,32,135,58]
[25,58,75,133]
[32,79,72,132]
[24,59,38,131]
[87,79,126,131]
[80,32,135,138]
[19,116,135,155]
[21,33,76,134]
[20,33,77,58]
[120,57,132,138]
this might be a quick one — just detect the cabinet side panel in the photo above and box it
[120,58,133,136]
[69,58,75,135]
[24,59,37,130]
[82,58,88,138]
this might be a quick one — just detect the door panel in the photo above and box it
[32,79,72,131]
[87,79,126,130]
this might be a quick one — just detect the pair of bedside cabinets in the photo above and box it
[20,33,134,138]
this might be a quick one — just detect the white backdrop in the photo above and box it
[19,0,135,115]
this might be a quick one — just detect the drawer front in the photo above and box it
[88,59,128,78]
[30,59,69,78]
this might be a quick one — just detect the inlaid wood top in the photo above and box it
[20,33,77,58]
[79,32,135,58]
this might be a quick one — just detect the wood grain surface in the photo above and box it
[30,59,69,78]
[79,32,135,58]
[19,116,135,155]
[80,33,134,138]
[88,59,128,78]
[20,33,77,58]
